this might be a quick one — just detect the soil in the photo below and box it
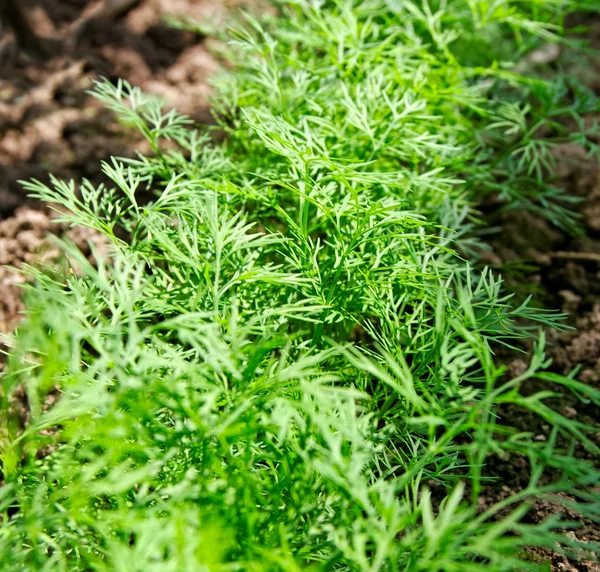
[0,2,599,570]
[475,17,600,569]
[0,0,226,216]
[481,185,600,570]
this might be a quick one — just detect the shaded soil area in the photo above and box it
[476,19,600,570]
[0,0,223,219]
[481,155,600,570]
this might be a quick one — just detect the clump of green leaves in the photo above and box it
[1,0,600,569]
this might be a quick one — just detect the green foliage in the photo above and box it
[1,0,599,569]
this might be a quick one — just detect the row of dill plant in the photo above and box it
[1,0,600,569]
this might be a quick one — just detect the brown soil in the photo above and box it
[476,20,600,565]
[0,0,225,218]
[483,204,600,569]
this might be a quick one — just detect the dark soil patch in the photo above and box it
[0,0,223,220]
[476,19,600,569]
[481,168,600,569]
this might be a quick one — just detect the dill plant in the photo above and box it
[1,0,600,569]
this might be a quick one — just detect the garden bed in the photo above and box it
[1,1,600,570]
